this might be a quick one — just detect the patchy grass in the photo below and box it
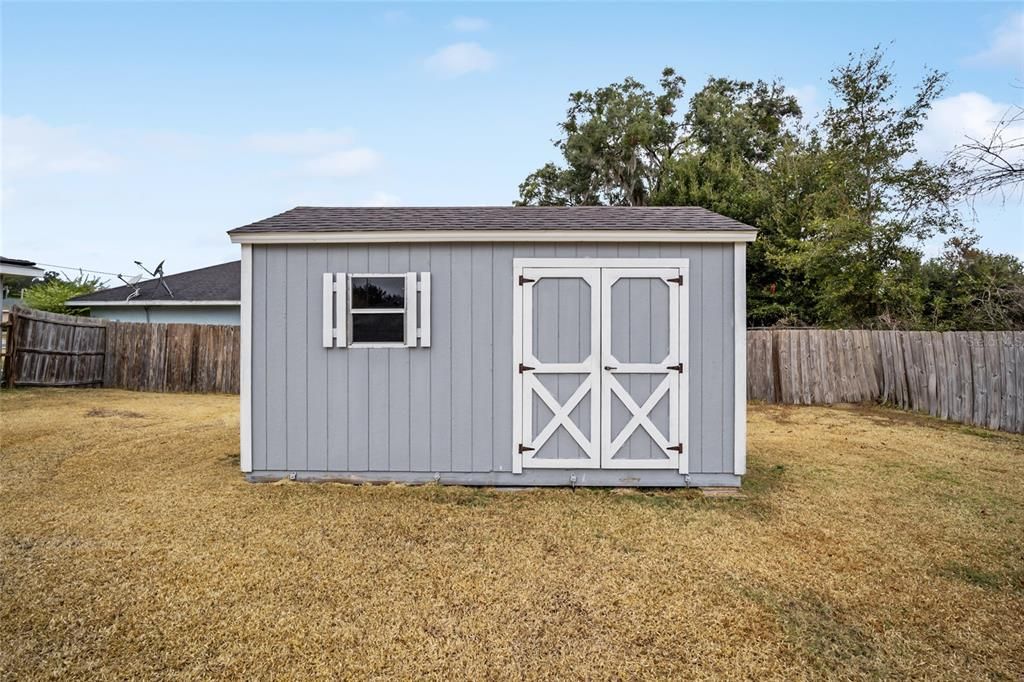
[1,390,1022,679]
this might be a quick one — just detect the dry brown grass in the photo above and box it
[1,389,1022,680]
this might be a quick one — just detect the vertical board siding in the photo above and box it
[388,247,411,471]
[249,242,741,474]
[409,245,432,471]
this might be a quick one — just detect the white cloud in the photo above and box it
[1,116,120,177]
[301,148,381,177]
[424,42,496,78]
[967,12,1024,68]
[361,191,401,207]
[918,92,1024,160]
[381,9,409,24]
[243,129,353,155]
[452,16,489,32]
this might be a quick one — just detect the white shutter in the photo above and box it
[419,272,431,347]
[322,273,334,348]
[335,272,348,347]
[404,272,417,347]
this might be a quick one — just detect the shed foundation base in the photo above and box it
[246,470,742,488]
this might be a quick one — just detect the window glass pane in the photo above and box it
[352,277,405,309]
[352,313,405,343]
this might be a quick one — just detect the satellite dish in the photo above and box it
[128,259,174,299]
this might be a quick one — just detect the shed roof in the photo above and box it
[228,206,757,235]
[68,261,240,305]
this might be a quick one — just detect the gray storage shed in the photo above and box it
[229,206,755,487]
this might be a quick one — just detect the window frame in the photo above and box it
[347,273,408,348]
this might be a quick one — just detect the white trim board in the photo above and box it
[0,263,45,278]
[230,229,757,245]
[239,244,253,473]
[66,300,241,307]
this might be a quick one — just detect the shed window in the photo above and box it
[350,276,406,344]
[322,272,431,349]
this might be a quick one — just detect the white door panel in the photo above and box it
[514,260,688,474]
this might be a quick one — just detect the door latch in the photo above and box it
[603,365,618,371]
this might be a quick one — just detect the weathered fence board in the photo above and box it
[747,329,1024,434]
[4,307,1021,432]
[2,306,239,394]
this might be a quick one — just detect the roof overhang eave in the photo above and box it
[227,229,758,245]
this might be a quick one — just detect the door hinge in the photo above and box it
[666,275,684,285]
[667,443,684,453]
[518,362,535,373]
[667,362,685,373]
[518,275,536,285]
[518,443,535,454]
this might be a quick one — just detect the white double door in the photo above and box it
[514,260,689,474]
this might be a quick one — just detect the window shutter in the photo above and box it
[322,273,334,348]
[335,272,348,347]
[419,272,431,347]
[404,272,417,347]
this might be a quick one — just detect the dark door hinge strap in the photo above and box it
[667,362,684,373]
[667,443,684,453]
[518,363,535,373]
[518,275,536,285]
[666,275,684,285]
[518,444,536,454]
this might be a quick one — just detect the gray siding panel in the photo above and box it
[249,242,738,480]
[285,248,308,471]
[428,245,452,472]
[306,248,328,471]
[251,246,268,471]
[326,246,349,471]
[450,246,473,472]
[471,247,493,472]
[265,246,288,471]
[409,245,432,471]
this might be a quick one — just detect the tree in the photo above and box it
[516,68,686,206]
[22,272,103,316]
[795,48,963,328]
[921,234,1024,330]
[515,49,1020,330]
[951,102,1024,200]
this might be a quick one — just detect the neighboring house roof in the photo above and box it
[68,261,240,306]
[0,256,45,278]
[228,206,758,235]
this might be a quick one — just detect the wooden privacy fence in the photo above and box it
[747,329,1023,434]
[3,306,240,393]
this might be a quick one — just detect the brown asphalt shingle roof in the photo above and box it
[228,206,757,234]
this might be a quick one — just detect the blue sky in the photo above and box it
[2,2,1022,281]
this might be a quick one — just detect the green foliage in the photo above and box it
[22,272,103,315]
[921,236,1024,330]
[517,47,1016,330]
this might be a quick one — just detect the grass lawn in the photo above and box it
[1,389,1022,679]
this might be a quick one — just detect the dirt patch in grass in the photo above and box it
[85,407,146,419]
[2,389,1023,679]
